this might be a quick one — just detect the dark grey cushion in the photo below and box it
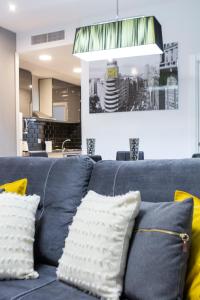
[35,156,94,266]
[123,199,193,300]
[0,264,98,300]
[88,159,200,202]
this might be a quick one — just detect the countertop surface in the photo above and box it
[25,149,82,158]
[48,149,82,158]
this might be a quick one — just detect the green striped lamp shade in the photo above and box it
[73,16,163,61]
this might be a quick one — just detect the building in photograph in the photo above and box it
[89,42,178,113]
[159,42,178,109]
[104,61,120,112]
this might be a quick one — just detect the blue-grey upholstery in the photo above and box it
[0,265,56,300]
[124,199,193,300]
[35,157,94,266]
[0,265,97,300]
[0,156,94,268]
[88,159,200,201]
[0,157,199,299]
[0,157,56,204]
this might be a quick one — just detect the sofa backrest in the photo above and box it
[0,156,94,266]
[88,159,200,202]
[0,157,55,201]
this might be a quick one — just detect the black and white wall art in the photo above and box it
[89,42,178,113]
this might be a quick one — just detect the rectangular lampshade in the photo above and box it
[73,16,163,61]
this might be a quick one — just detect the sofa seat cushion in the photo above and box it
[0,264,98,300]
[0,265,56,300]
[14,279,98,300]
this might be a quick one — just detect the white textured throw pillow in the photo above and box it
[0,193,40,280]
[57,190,141,300]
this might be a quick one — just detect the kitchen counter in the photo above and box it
[48,149,82,158]
[25,149,82,158]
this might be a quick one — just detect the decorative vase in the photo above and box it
[129,138,139,161]
[86,138,96,156]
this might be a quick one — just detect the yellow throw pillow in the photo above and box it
[0,178,28,195]
[175,190,200,300]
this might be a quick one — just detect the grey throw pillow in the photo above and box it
[123,198,193,300]
[0,188,4,194]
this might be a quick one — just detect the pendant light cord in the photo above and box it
[116,0,119,19]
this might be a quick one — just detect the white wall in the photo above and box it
[0,27,17,156]
[81,0,200,159]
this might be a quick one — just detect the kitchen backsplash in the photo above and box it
[23,118,81,151]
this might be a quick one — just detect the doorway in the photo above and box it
[18,44,82,156]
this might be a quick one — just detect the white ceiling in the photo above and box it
[0,0,172,33]
[3,0,175,86]
[19,44,81,85]
[0,0,118,33]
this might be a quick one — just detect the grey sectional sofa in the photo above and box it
[0,156,199,300]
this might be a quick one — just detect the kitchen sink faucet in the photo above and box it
[62,139,71,152]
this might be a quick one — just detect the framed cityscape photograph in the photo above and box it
[89,42,178,113]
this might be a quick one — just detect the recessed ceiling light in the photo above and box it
[39,55,52,61]
[9,3,16,12]
[73,67,82,74]
[29,85,33,89]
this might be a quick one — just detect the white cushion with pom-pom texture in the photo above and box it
[57,190,141,300]
[0,192,40,280]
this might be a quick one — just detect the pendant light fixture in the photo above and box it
[73,0,163,61]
